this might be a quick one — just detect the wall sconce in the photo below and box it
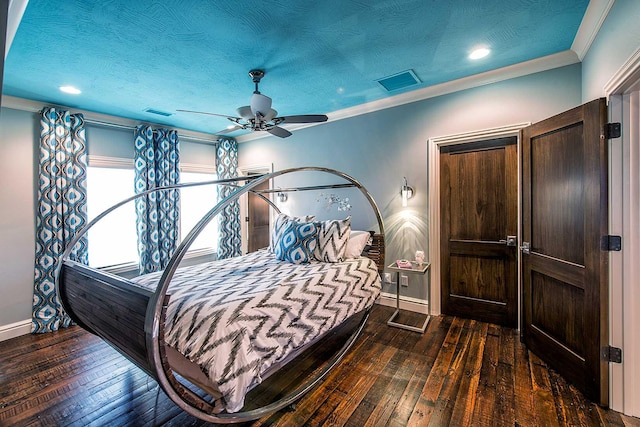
[277,191,288,203]
[401,177,414,207]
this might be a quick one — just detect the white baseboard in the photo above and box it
[0,319,31,342]
[377,292,429,315]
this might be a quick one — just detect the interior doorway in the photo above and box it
[239,164,272,254]
[604,51,640,416]
[439,137,518,327]
[428,123,529,318]
[247,177,270,252]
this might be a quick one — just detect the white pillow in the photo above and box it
[344,230,371,259]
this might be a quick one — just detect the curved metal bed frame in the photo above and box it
[55,166,385,423]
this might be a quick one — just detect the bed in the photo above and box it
[56,167,385,423]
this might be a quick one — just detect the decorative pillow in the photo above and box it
[269,213,315,253]
[344,230,371,259]
[314,217,351,262]
[274,220,318,264]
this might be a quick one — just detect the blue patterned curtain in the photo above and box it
[134,126,180,274]
[32,107,88,333]
[216,138,241,259]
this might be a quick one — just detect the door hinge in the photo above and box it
[602,346,623,363]
[601,235,622,251]
[245,216,250,222]
[604,122,621,139]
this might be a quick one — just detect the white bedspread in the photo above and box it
[133,249,381,412]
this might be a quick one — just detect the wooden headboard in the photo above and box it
[365,234,385,273]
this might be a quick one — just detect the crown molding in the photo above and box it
[237,50,579,143]
[1,95,218,144]
[4,48,581,146]
[571,0,615,61]
[5,0,29,59]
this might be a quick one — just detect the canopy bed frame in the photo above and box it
[55,166,385,423]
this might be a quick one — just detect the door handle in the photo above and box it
[520,241,530,254]
[499,236,518,246]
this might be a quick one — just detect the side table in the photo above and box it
[386,261,431,333]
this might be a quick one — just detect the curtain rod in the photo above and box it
[82,118,220,145]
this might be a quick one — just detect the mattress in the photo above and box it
[133,249,381,412]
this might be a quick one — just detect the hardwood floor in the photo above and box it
[0,305,637,426]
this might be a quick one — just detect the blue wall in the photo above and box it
[240,64,583,300]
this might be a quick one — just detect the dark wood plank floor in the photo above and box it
[0,305,638,427]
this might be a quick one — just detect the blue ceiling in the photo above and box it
[3,0,590,137]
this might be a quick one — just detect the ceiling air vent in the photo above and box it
[144,107,173,117]
[376,69,421,92]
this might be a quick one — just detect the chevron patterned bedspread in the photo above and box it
[133,249,381,412]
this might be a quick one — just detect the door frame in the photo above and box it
[427,123,529,318]
[604,47,640,416]
[238,163,273,254]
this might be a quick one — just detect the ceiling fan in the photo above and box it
[178,70,328,138]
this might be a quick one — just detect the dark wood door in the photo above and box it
[521,98,608,405]
[247,179,270,252]
[440,137,518,327]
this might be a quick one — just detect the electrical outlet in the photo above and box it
[400,274,409,287]
[383,273,392,283]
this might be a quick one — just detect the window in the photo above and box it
[180,172,219,252]
[86,166,137,268]
[86,163,218,269]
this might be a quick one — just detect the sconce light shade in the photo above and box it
[401,177,414,207]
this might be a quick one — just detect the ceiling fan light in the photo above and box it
[251,93,272,116]
[264,108,278,122]
[237,105,253,120]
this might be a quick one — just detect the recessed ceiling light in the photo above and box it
[469,47,491,60]
[59,85,81,95]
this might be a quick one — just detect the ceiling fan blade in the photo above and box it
[267,126,292,138]
[214,124,244,135]
[177,109,240,120]
[277,114,328,124]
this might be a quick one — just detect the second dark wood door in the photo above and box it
[440,137,518,327]
[247,179,270,252]
[521,98,608,405]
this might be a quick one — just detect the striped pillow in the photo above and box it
[314,217,351,262]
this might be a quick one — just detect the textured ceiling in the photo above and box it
[3,0,590,137]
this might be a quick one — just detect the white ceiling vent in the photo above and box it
[376,69,421,92]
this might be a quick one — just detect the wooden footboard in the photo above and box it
[59,260,156,376]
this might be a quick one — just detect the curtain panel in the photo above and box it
[216,137,241,259]
[32,107,88,333]
[134,126,180,274]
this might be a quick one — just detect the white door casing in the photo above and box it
[604,47,640,417]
